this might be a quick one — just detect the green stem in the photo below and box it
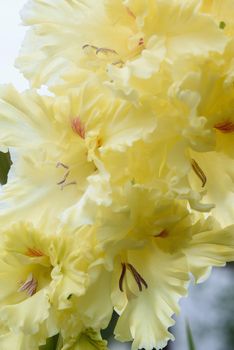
[56,334,63,350]
[186,320,196,350]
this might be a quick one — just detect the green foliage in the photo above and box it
[0,151,12,185]
[39,335,59,350]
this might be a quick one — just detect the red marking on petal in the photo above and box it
[214,121,234,133]
[72,117,86,139]
[126,6,136,19]
[157,229,169,238]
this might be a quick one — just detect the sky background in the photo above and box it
[0,0,28,91]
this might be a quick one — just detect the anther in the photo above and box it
[119,263,126,292]
[119,263,148,292]
[112,60,125,67]
[138,37,144,46]
[57,170,70,186]
[60,181,77,190]
[56,162,69,170]
[214,121,234,133]
[18,273,38,297]
[56,163,77,190]
[82,44,98,51]
[191,159,207,188]
[96,47,118,57]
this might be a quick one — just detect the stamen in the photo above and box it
[56,162,69,170]
[191,159,207,188]
[112,60,125,68]
[26,248,44,257]
[127,264,148,291]
[72,117,86,139]
[60,181,77,190]
[57,170,70,186]
[82,44,98,51]
[18,273,38,297]
[82,44,119,58]
[119,263,148,292]
[56,163,77,190]
[96,47,118,57]
[119,263,126,292]
[214,121,234,133]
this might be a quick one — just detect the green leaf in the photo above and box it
[39,334,59,350]
[0,151,12,185]
[186,321,196,350]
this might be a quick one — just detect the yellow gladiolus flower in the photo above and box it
[0,222,107,349]
[16,0,228,97]
[0,83,157,230]
[96,187,234,349]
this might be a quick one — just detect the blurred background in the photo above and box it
[0,1,233,349]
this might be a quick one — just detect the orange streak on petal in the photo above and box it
[26,248,44,257]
